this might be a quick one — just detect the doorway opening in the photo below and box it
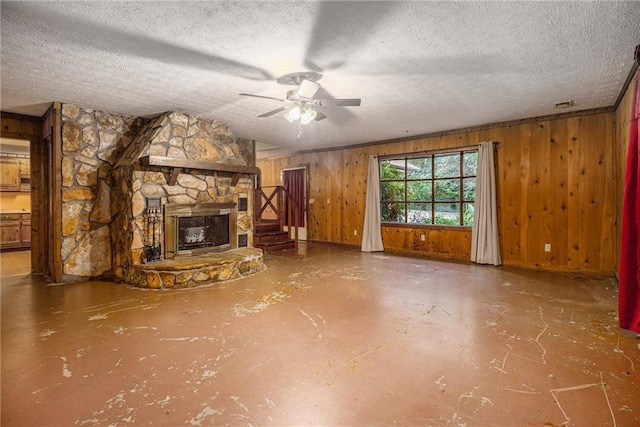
[0,137,32,277]
[282,166,308,241]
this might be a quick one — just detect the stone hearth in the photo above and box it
[128,247,264,289]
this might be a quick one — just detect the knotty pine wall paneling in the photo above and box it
[306,154,320,240]
[593,115,616,271]
[1,113,40,137]
[548,119,570,268]
[491,125,522,262]
[344,148,371,245]
[257,111,617,274]
[316,152,334,242]
[578,115,614,273]
[329,151,343,243]
[566,117,582,270]
[349,147,368,244]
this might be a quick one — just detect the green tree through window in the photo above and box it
[379,150,478,226]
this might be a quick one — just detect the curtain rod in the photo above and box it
[378,141,498,160]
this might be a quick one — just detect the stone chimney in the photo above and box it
[59,105,255,283]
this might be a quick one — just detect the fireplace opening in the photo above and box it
[164,202,237,259]
[178,214,229,251]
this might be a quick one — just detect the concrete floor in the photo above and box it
[1,242,639,426]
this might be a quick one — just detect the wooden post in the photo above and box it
[278,187,284,231]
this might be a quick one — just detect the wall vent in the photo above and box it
[554,100,574,109]
[238,195,248,212]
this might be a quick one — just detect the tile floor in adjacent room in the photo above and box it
[0,249,31,277]
[1,242,639,426]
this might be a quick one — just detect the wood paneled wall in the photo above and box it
[1,113,41,138]
[258,111,617,275]
[614,70,638,278]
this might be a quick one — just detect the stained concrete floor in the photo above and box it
[1,242,639,426]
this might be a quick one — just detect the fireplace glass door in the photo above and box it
[163,202,237,259]
[177,214,229,251]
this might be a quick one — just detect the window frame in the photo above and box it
[379,148,478,228]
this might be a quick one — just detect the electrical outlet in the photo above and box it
[326,198,330,204]
[420,234,426,241]
[544,243,551,252]
[353,230,358,236]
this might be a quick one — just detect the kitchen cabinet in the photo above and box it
[20,214,31,245]
[19,160,30,191]
[0,157,30,191]
[0,159,20,190]
[0,214,21,248]
[0,213,31,250]
[18,160,29,176]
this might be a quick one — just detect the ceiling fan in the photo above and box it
[239,71,361,125]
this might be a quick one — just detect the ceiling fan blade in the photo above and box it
[314,98,361,107]
[304,2,398,72]
[239,93,285,102]
[3,3,274,81]
[258,106,288,118]
[314,111,328,121]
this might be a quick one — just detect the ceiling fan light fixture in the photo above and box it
[300,108,317,124]
[285,105,317,124]
[285,106,301,123]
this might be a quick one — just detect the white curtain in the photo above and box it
[471,141,502,265]
[361,155,384,252]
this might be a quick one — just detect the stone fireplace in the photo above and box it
[59,105,264,287]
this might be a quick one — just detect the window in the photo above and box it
[380,149,478,226]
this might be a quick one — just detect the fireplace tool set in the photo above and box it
[144,200,162,263]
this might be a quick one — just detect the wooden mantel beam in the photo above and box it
[139,155,261,175]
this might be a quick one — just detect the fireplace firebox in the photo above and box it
[164,202,237,259]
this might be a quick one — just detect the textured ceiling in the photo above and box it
[2,1,639,157]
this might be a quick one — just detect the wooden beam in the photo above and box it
[230,172,243,187]
[168,167,182,186]
[139,155,261,175]
[114,112,170,168]
[51,102,63,283]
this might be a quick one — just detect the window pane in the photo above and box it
[381,203,405,223]
[434,203,460,225]
[407,157,431,179]
[407,180,431,201]
[463,177,476,200]
[463,202,474,226]
[434,153,460,178]
[381,181,405,201]
[463,151,478,176]
[408,203,432,224]
[379,149,477,227]
[380,160,405,180]
[434,179,460,201]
